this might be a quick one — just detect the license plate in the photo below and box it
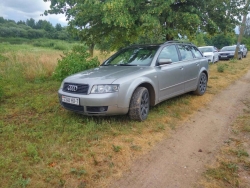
[221,56,227,58]
[62,96,80,105]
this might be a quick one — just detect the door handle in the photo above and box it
[180,66,184,70]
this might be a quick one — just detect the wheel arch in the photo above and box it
[137,82,156,106]
[117,78,157,108]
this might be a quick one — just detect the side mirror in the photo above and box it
[158,58,172,65]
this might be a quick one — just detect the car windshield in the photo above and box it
[102,46,159,66]
[198,47,213,52]
[220,46,236,51]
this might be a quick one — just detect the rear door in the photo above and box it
[177,45,201,92]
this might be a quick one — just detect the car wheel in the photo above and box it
[239,53,242,60]
[212,57,215,64]
[194,72,207,96]
[129,87,150,121]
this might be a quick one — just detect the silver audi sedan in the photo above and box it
[58,41,209,121]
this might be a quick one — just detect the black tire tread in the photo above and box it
[129,87,149,121]
[194,72,207,96]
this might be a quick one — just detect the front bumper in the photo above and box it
[219,55,234,60]
[58,89,129,116]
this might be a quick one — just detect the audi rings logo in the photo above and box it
[67,85,78,91]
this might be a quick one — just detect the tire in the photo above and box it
[129,87,150,121]
[194,72,207,96]
[239,53,242,60]
[212,57,215,64]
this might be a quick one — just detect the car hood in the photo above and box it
[64,66,148,84]
[219,50,235,54]
[202,52,214,56]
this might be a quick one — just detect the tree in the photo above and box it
[234,0,250,59]
[44,0,246,54]
[17,20,26,25]
[26,18,36,29]
[55,23,62,31]
[244,17,250,37]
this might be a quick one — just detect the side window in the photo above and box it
[190,46,203,58]
[158,45,179,63]
[178,45,194,60]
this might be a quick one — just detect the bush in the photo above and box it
[217,64,225,73]
[53,45,100,81]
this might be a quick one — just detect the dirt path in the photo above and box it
[110,69,250,188]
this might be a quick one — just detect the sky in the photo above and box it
[0,0,68,26]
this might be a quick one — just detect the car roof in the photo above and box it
[127,41,196,48]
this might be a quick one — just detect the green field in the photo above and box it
[1,41,250,188]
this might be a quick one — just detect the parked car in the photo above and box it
[58,41,209,121]
[218,46,243,60]
[239,44,248,58]
[198,46,219,63]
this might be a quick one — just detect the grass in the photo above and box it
[197,97,250,188]
[1,43,250,188]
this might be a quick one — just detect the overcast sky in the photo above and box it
[0,0,68,26]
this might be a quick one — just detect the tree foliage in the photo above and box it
[0,17,70,40]
[44,0,246,51]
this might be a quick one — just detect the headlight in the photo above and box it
[230,52,235,55]
[91,84,119,94]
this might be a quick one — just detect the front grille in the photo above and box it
[61,102,84,112]
[86,106,108,112]
[63,83,89,94]
[220,53,229,55]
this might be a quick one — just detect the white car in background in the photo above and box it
[198,46,219,63]
[239,45,248,58]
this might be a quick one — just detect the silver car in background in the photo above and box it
[240,44,248,58]
[198,46,219,63]
[58,41,209,121]
[218,46,243,60]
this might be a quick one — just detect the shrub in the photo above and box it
[53,45,100,81]
[229,58,237,63]
[217,64,225,73]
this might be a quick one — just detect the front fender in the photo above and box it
[116,76,158,108]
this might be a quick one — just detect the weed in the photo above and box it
[130,145,142,151]
[113,145,122,152]
[70,168,87,177]
[229,58,237,63]
[243,125,250,132]
[237,149,249,157]
[26,144,41,163]
[217,64,225,72]
[154,124,165,132]
[13,175,31,188]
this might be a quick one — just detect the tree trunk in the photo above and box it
[234,0,250,59]
[89,43,95,57]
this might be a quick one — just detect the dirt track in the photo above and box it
[110,69,250,188]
